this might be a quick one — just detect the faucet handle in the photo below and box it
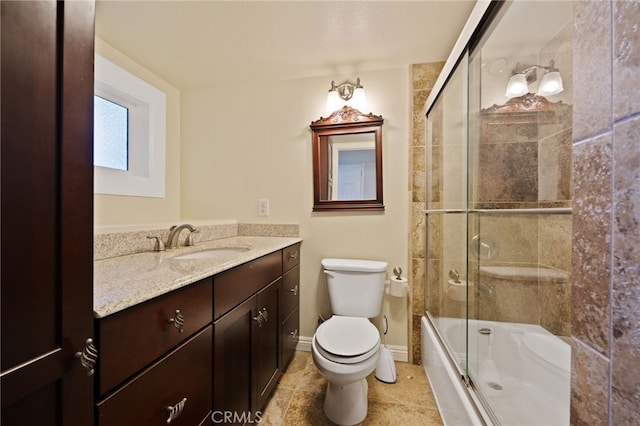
[185,229,199,247]
[147,236,166,252]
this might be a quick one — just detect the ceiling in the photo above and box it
[95,0,477,90]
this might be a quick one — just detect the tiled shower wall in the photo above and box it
[571,1,640,424]
[408,62,444,363]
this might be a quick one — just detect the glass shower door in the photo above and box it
[466,2,574,424]
[425,53,469,376]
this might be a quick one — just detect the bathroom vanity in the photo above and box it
[93,237,301,425]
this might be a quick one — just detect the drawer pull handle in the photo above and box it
[166,397,187,424]
[168,310,185,333]
[74,338,98,376]
[290,285,298,296]
[253,311,264,327]
[253,308,269,326]
[288,251,298,260]
[290,329,299,339]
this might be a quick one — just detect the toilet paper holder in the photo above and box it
[387,266,408,297]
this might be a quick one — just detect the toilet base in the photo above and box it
[323,378,369,426]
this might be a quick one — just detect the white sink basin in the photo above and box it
[171,247,250,260]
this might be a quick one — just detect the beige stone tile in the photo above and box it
[411,62,445,91]
[260,387,294,425]
[538,214,573,272]
[278,350,314,390]
[283,390,329,426]
[412,315,422,365]
[573,0,612,141]
[428,145,441,206]
[539,279,572,336]
[411,257,425,315]
[265,351,442,424]
[611,116,640,424]
[478,215,539,264]
[412,169,426,203]
[367,362,434,407]
[426,259,441,316]
[613,0,640,120]
[572,134,613,355]
[411,202,426,257]
[412,114,426,147]
[477,141,538,203]
[571,337,610,425]
[361,400,442,426]
[539,128,573,203]
[412,89,431,120]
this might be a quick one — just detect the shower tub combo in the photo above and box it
[421,315,570,425]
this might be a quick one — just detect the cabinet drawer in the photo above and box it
[281,306,300,371]
[282,243,301,272]
[97,326,212,426]
[281,264,299,318]
[97,278,212,395]
[213,251,281,320]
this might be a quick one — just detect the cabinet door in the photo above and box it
[253,279,281,411]
[281,305,300,371]
[213,296,255,425]
[0,1,95,425]
[97,326,212,426]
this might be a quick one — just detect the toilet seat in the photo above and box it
[315,316,380,364]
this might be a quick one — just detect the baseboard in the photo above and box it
[296,336,409,362]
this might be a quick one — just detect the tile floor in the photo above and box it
[260,351,444,425]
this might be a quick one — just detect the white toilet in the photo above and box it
[312,258,388,426]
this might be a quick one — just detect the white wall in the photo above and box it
[92,40,412,347]
[181,69,410,347]
[94,38,182,227]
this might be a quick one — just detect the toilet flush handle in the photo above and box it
[323,270,335,277]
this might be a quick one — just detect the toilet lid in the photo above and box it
[315,316,380,357]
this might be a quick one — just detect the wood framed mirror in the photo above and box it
[310,106,384,211]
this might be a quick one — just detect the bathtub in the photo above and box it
[422,315,570,426]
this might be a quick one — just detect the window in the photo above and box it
[94,54,166,198]
[94,95,128,171]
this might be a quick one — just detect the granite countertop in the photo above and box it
[94,236,302,318]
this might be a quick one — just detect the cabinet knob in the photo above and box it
[168,310,185,333]
[74,338,98,376]
[288,251,298,260]
[260,307,269,322]
[290,285,298,296]
[166,397,187,424]
[290,329,299,339]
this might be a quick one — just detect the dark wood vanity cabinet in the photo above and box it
[280,244,301,370]
[95,279,213,425]
[96,278,213,396]
[97,327,212,426]
[95,244,300,425]
[213,251,282,422]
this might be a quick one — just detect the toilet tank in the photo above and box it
[322,258,388,318]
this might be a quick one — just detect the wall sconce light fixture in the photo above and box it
[326,77,367,113]
[505,60,564,98]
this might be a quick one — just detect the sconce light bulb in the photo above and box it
[505,73,529,98]
[349,86,367,112]
[326,90,342,114]
[537,71,564,96]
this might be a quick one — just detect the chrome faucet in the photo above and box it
[166,224,197,249]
